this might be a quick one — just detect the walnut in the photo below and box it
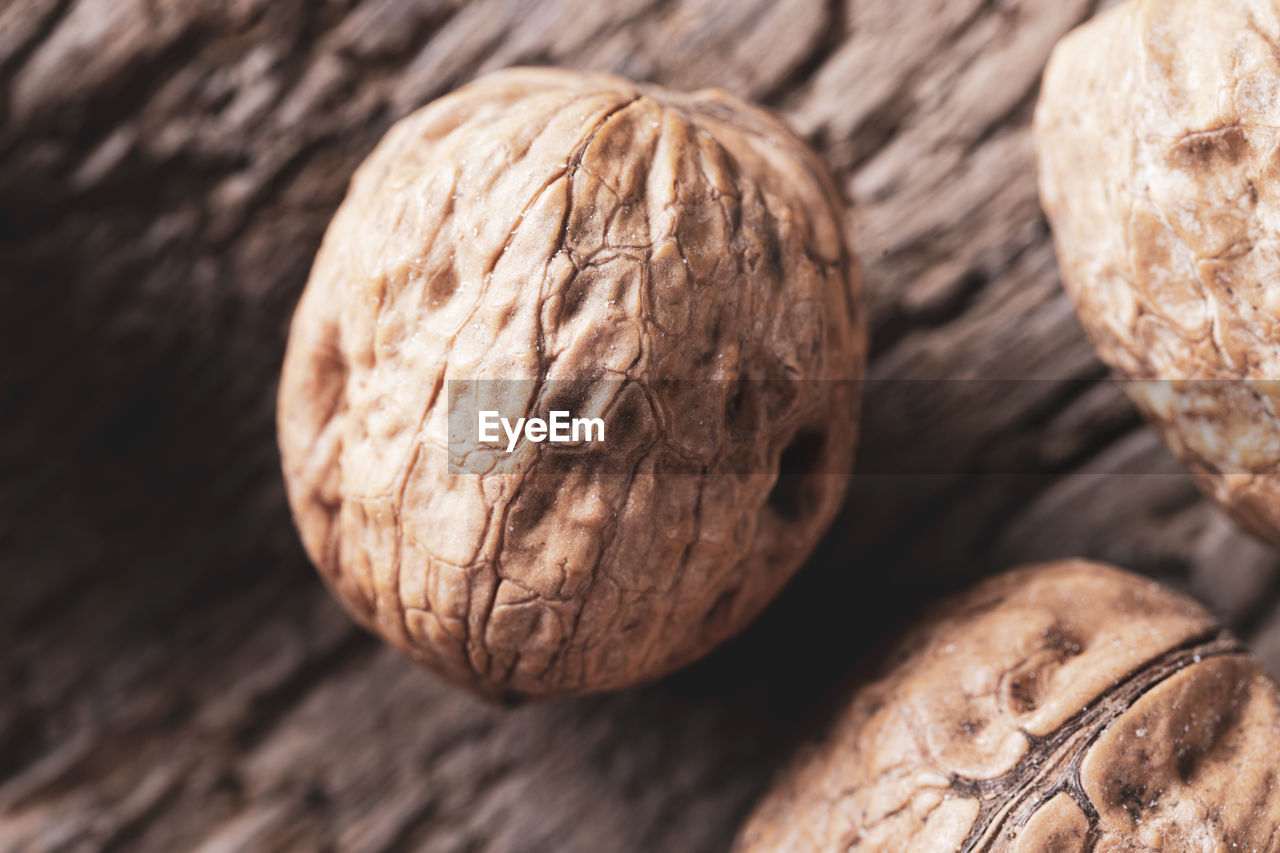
[736,560,1280,852]
[277,68,864,699]
[1036,0,1280,545]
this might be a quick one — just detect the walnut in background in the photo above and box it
[1037,0,1280,546]
[736,560,1280,851]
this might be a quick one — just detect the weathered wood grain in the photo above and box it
[3,0,1279,850]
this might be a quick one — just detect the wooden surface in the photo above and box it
[4,0,1280,850]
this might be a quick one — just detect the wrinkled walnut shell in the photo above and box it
[278,68,864,699]
[736,560,1280,851]
[1036,0,1280,546]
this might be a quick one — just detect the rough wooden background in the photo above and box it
[4,0,1280,850]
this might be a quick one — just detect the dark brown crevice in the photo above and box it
[757,0,848,109]
[98,773,188,853]
[769,428,828,520]
[955,0,1109,164]
[873,212,1054,363]
[232,630,378,752]
[1237,569,1280,642]
[0,0,77,79]
[829,0,1033,179]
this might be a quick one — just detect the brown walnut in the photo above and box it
[1036,0,1280,546]
[736,560,1280,852]
[277,67,864,699]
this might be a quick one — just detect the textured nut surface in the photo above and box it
[277,67,864,699]
[735,561,1280,852]
[1036,0,1280,545]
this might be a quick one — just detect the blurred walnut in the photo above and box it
[736,560,1280,852]
[1036,0,1280,546]
[277,67,864,700]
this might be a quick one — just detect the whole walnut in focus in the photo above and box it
[1037,0,1280,546]
[277,68,864,699]
[737,561,1280,852]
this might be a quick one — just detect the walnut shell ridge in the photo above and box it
[277,68,864,699]
[1036,0,1280,546]
[735,560,1280,852]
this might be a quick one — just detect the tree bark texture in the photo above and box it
[4,0,1280,850]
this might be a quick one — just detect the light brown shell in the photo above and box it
[1036,0,1280,545]
[735,560,1280,852]
[277,67,864,699]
